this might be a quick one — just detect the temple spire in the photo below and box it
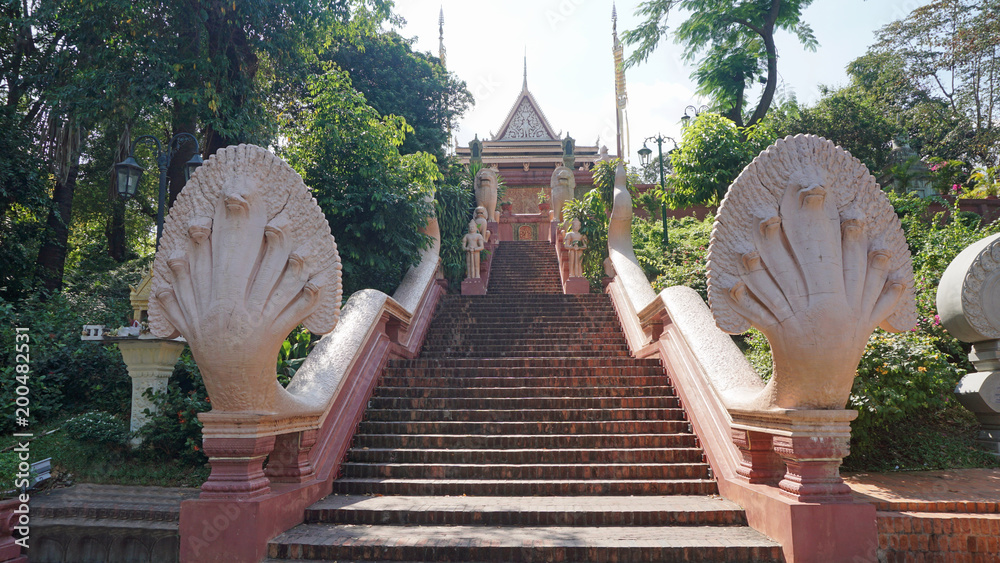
[522,49,528,91]
[612,2,628,159]
[438,6,447,69]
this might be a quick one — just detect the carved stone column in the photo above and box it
[938,231,1000,455]
[265,429,318,483]
[730,427,783,485]
[731,409,857,502]
[200,436,276,499]
[116,339,186,444]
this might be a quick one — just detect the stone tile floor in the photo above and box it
[844,468,1000,512]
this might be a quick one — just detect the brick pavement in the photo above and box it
[845,469,1000,562]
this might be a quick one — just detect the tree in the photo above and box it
[325,32,474,164]
[763,89,898,173]
[283,66,439,297]
[867,0,1000,165]
[669,113,774,207]
[623,0,817,128]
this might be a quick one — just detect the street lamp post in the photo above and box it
[115,133,203,249]
[638,134,676,248]
[681,104,710,127]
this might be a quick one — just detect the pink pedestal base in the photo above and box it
[564,276,589,294]
[730,408,857,504]
[461,277,487,295]
[0,499,27,563]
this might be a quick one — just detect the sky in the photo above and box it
[390,0,927,164]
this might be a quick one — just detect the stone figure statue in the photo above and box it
[564,218,587,278]
[474,206,491,244]
[148,144,343,414]
[707,134,916,411]
[475,167,499,222]
[462,220,486,279]
[550,165,576,225]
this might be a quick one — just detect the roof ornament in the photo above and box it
[522,48,528,92]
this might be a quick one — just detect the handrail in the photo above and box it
[603,163,877,563]
[179,207,444,563]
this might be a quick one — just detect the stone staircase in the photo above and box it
[487,240,562,294]
[267,240,782,562]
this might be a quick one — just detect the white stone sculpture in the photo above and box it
[474,206,491,244]
[149,144,343,414]
[564,218,587,278]
[475,167,499,222]
[937,232,1000,453]
[550,165,576,225]
[707,135,916,410]
[462,220,485,279]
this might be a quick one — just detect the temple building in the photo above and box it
[456,62,608,219]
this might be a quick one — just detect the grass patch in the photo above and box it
[2,415,209,489]
[843,405,1000,472]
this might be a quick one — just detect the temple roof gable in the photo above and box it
[493,88,559,142]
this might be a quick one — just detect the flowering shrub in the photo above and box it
[136,351,209,466]
[64,411,130,448]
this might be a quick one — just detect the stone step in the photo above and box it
[345,448,705,465]
[358,420,692,435]
[352,433,698,450]
[379,375,670,388]
[420,349,630,359]
[329,478,719,497]
[368,396,680,409]
[268,523,780,562]
[420,340,627,349]
[388,357,662,368]
[373,385,677,399]
[362,407,687,422]
[301,495,745,527]
[339,462,711,480]
[382,365,663,376]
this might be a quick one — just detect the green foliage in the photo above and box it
[64,412,130,449]
[762,89,897,172]
[562,193,608,291]
[0,452,18,493]
[284,65,438,297]
[744,329,773,381]
[631,215,713,300]
[562,159,638,289]
[324,32,473,164]
[670,113,774,207]
[623,0,818,127]
[136,352,209,467]
[276,326,317,386]
[0,258,148,433]
[868,0,1000,166]
[964,165,1000,198]
[436,161,476,290]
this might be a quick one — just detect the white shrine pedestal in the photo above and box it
[82,326,185,445]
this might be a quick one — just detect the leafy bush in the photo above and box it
[632,215,713,300]
[0,258,146,433]
[136,352,209,466]
[284,64,438,297]
[435,162,475,290]
[64,411,130,448]
[276,326,317,386]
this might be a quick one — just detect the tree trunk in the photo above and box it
[203,8,259,156]
[168,7,202,207]
[36,154,81,296]
[106,125,131,262]
[106,198,127,262]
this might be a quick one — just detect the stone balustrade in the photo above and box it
[603,134,917,562]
